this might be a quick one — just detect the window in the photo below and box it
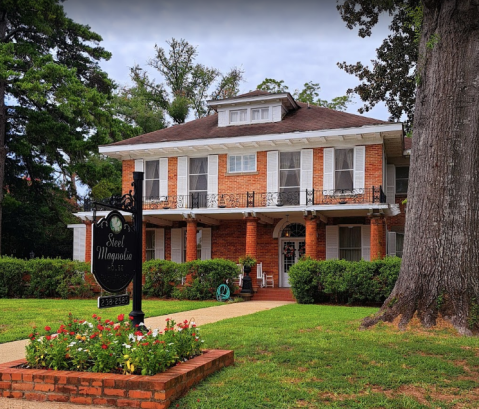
[339,226,362,262]
[280,152,300,205]
[396,233,405,258]
[228,154,256,173]
[145,160,159,198]
[335,149,354,191]
[189,157,208,207]
[230,109,247,123]
[252,108,269,121]
[146,230,155,261]
[396,167,409,194]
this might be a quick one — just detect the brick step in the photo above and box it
[252,288,296,302]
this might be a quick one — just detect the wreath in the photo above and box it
[283,244,295,258]
[298,243,306,258]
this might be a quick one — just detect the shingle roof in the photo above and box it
[106,100,388,147]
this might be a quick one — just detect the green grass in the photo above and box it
[0,299,221,343]
[174,304,479,409]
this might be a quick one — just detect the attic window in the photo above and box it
[230,109,247,123]
[252,108,269,121]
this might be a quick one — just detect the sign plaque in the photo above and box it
[92,210,136,293]
[98,293,130,309]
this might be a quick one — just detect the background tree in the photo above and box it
[0,0,116,256]
[344,0,479,335]
[337,0,420,131]
[256,79,351,111]
[148,38,244,123]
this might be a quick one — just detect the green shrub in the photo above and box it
[172,259,239,300]
[0,256,29,298]
[143,259,184,298]
[289,257,401,305]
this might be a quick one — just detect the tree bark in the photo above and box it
[363,0,479,334]
[0,12,7,256]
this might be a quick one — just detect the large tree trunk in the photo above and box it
[363,0,479,335]
[0,13,7,256]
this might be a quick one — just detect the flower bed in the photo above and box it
[0,349,234,408]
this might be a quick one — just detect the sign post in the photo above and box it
[91,171,144,329]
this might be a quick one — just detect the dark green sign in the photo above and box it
[92,211,136,293]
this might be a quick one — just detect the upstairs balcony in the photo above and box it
[83,187,386,212]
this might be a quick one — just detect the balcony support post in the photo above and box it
[304,215,318,259]
[244,216,259,287]
[370,215,386,260]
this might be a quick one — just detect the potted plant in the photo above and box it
[238,255,257,275]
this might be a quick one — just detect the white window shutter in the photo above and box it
[387,231,397,256]
[72,226,86,261]
[300,149,313,205]
[326,225,339,260]
[386,164,396,204]
[155,229,165,260]
[159,158,168,200]
[323,148,334,194]
[267,151,279,206]
[177,157,188,208]
[353,146,365,191]
[361,225,371,261]
[135,159,144,172]
[207,155,218,208]
[171,228,183,263]
[201,228,211,260]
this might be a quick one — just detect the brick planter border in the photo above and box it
[0,349,233,408]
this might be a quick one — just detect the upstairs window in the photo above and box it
[396,166,409,194]
[230,109,247,123]
[228,154,256,173]
[279,152,300,205]
[189,157,208,207]
[145,160,159,198]
[251,108,269,121]
[335,149,354,191]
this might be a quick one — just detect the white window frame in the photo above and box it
[251,107,270,122]
[229,109,247,124]
[228,153,257,173]
[145,160,160,199]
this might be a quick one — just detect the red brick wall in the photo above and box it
[218,152,267,195]
[365,145,383,189]
[122,160,135,195]
[84,221,92,263]
[168,157,178,199]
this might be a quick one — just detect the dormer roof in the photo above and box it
[207,90,299,111]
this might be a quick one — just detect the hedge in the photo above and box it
[288,257,401,304]
[0,257,91,299]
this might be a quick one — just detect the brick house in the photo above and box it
[69,90,409,288]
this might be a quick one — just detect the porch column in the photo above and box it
[245,216,259,286]
[84,220,92,263]
[186,218,198,262]
[317,222,326,260]
[304,216,318,259]
[370,216,386,260]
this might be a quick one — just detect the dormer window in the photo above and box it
[252,108,269,121]
[230,109,247,123]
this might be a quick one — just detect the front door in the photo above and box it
[280,238,305,287]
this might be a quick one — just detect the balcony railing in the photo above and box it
[83,187,386,212]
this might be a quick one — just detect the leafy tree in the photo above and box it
[0,0,115,255]
[256,79,351,111]
[337,0,420,131]
[349,0,479,335]
[147,38,244,123]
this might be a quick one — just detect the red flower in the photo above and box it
[135,331,143,336]
[97,324,104,331]
[101,344,107,349]
[118,314,125,322]
[46,335,52,341]
[192,333,196,337]
[45,326,51,331]
[129,316,134,320]
[92,314,97,318]
[70,332,75,336]
[141,342,149,347]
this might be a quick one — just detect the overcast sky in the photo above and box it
[63,0,392,122]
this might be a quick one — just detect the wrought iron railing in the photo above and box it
[82,187,386,211]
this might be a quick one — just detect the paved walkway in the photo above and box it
[0,300,292,409]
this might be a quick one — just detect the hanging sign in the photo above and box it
[92,210,136,293]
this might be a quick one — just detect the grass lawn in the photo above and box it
[174,304,479,409]
[0,298,221,343]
